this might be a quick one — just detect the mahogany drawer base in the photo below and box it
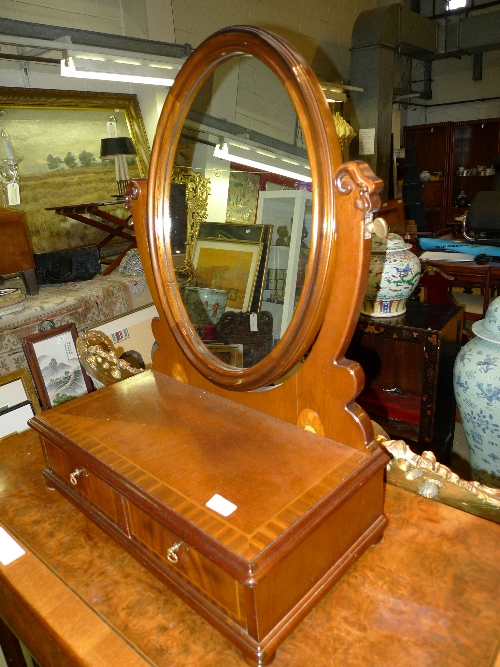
[30,372,389,666]
[41,460,387,666]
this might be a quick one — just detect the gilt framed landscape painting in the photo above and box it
[22,323,94,410]
[0,88,150,254]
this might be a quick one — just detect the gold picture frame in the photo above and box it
[0,368,41,414]
[192,238,263,312]
[89,304,159,370]
[0,87,150,253]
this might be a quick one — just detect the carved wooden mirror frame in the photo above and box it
[146,26,343,391]
[128,26,383,451]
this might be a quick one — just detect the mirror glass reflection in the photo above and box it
[169,55,312,369]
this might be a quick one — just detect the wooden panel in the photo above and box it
[253,472,385,640]
[0,208,35,275]
[43,439,117,522]
[126,500,244,622]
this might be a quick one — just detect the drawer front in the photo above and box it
[43,439,118,522]
[126,501,244,623]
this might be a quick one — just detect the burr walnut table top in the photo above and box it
[1,430,500,667]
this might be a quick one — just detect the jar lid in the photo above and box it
[371,232,412,253]
[472,296,500,343]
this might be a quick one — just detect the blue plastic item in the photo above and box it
[418,238,500,257]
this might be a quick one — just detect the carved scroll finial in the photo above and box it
[335,160,383,215]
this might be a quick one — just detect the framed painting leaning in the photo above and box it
[0,368,41,439]
[0,88,150,254]
[192,239,263,312]
[22,323,94,410]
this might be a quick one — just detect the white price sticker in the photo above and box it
[206,494,237,517]
[7,182,20,206]
[0,527,25,565]
[249,313,258,332]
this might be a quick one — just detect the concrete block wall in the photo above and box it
[170,0,376,82]
[0,0,147,37]
[405,50,500,125]
[235,56,297,143]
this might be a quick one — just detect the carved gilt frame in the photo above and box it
[0,87,150,175]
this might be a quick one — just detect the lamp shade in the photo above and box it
[100,136,136,158]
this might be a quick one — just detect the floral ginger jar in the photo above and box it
[362,233,421,317]
[453,296,500,487]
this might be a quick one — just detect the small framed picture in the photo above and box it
[22,323,94,410]
[0,369,41,439]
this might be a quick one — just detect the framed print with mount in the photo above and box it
[22,323,94,410]
[0,368,41,440]
[192,238,263,312]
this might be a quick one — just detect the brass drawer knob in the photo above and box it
[69,468,87,485]
[167,541,183,564]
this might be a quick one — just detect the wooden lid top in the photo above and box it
[32,371,371,563]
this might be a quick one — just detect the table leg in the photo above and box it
[20,268,39,296]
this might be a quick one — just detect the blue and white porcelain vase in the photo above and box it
[362,233,421,317]
[453,296,500,487]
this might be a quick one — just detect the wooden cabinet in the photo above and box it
[404,122,451,232]
[404,118,500,233]
[31,371,388,667]
[0,207,38,295]
[346,302,463,462]
[449,119,500,221]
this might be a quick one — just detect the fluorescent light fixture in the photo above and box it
[214,142,311,182]
[321,86,347,104]
[446,0,467,9]
[61,52,181,86]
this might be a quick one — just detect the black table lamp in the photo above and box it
[100,134,137,196]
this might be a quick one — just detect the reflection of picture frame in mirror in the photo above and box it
[225,169,260,224]
[171,166,210,265]
[198,221,267,243]
[22,323,94,410]
[205,343,243,367]
[192,238,263,312]
[196,223,273,313]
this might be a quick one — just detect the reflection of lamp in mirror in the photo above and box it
[100,117,137,197]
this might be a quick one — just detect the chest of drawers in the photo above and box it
[30,371,388,666]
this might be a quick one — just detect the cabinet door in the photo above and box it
[404,122,451,232]
[450,119,500,219]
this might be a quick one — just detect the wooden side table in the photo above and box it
[0,207,38,295]
[347,301,463,462]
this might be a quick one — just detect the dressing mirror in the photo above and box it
[142,27,342,390]
[169,55,314,362]
[32,28,387,667]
